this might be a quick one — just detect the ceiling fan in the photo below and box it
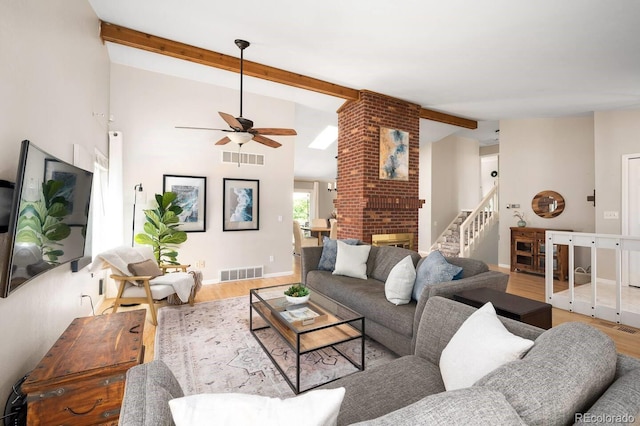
[176,39,297,149]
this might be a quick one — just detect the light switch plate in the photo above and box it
[604,211,619,219]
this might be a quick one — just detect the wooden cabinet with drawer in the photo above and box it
[510,227,570,281]
[22,310,146,425]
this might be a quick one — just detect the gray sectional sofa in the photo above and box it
[301,244,510,355]
[319,296,640,425]
[118,296,640,425]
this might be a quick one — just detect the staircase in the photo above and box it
[431,184,499,258]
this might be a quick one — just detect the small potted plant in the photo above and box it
[513,210,527,227]
[284,284,310,304]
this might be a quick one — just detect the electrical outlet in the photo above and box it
[269,255,274,262]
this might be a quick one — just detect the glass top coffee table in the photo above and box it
[250,284,365,394]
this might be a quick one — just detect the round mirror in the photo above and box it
[532,190,565,218]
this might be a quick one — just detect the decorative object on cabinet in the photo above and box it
[163,174,207,232]
[223,178,259,231]
[513,210,526,227]
[531,190,565,218]
[510,227,570,281]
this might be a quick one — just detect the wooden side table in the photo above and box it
[22,310,146,425]
[454,287,552,329]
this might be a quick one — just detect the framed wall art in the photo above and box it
[223,178,259,231]
[379,127,409,181]
[163,174,207,232]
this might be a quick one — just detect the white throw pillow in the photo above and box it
[439,302,534,391]
[332,241,371,279]
[384,255,416,305]
[169,387,345,426]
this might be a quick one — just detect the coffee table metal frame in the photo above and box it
[250,284,365,394]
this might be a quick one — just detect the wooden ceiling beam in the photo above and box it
[419,108,477,129]
[100,21,477,129]
[100,22,359,101]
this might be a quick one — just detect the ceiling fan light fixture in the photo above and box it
[228,132,254,145]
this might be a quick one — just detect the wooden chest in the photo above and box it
[22,310,146,426]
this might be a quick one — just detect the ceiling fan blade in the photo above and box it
[253,134,282,148]
[219,111,243,131]
[251,128,297,136]
[215,136,232,145]
[176,126,227,131]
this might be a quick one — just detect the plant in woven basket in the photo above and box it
[134,192,187,264]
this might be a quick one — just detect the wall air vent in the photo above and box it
[220,266,264,282]
[221,151,265,166]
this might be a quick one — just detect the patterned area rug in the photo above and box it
[155,296,397,397]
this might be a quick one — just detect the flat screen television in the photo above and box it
[0,140,93,297]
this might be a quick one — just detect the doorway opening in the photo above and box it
[293,192,312,226]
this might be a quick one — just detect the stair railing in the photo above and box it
[429,211,469,254]
[459,184,499,257]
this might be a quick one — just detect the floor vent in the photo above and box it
[221,151,265,166]
[596,320,639,334]
[220,266,263,282]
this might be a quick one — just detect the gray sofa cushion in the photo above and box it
[575,367,640,425]
[306,270,415,337]
[367,246,420,282]
[319,355,445,426]
[351,388,526,426]
[476,322,617,426]
[119,360,184,426]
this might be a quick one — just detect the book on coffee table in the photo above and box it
[280,306,320,325]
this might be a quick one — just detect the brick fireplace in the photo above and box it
[335,91,424,248]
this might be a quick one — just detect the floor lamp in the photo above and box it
[132,183,144,246]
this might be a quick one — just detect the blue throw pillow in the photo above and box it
[317,237,359,271]
[412,251,464,300]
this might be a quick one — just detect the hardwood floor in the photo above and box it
[99,257,640,362]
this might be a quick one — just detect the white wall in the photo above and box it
[426,134,481,249]
[480,154,499,197]
[594,109,640,278]
[0,0,109,402]
[110,64,295,281]
[418,140,432,253]
[498,117,596,267]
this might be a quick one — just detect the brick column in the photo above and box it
[335,91,424,247]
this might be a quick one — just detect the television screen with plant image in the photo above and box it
[0,140,93,297]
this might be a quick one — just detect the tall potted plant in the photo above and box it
[134,192,187,264]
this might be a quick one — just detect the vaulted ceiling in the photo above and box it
[88,0,640,179]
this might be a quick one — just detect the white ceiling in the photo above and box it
[88,0,640,180]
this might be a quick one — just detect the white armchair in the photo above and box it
[93,246,197,325]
